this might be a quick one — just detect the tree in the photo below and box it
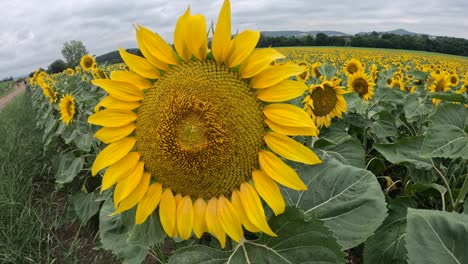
[47,59,67,74]
[61,40,88,68]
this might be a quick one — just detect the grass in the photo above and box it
[0,90,113,263]
[0,81,15,97]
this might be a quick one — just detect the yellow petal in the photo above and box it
[258,150,307,190]
[263,103,316,128]
[226,30,260,68]
[252,170,285,215]
[101,152,140,190]
[217,195,243,242]
[88,109,137,128]
[160,188,177,238]
[174,8,192,62]
[265,119,318,136]
[136,29,170,71]
[231,190,260,232]
[137,25,178,65]
[119,48,160,79]
[193,198,207,238]
[91,79,144,101]
[94,96,141,112]
[177,195,194,240]
[205,198,226,248]
[113,172,150,214]
[110,71,152,90]
[187,14,208,61]
[239,183,276,237]
[211,0,231,64]
[264,132,321,165]
[113,161,144,205]
[251,65,306,89]
[91,137,136,176]
[240,48,285,78]
[135,182,163,224]
[256,80,307,102]
[94,124,136,144]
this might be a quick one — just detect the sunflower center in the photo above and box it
[66,101,73,116]
[353,78,369,95]
[347,64,358,74]
[136,61,264,198]
[311,83,338,116]
[450,76,457,84]
[84,58,93,68]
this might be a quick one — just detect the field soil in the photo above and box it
[0,81,26,110]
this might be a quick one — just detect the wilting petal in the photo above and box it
[92,79,144,101]
[91,137,136,176]
[160,189,177,237]
[119,48,160,79]
[211,0,231,64]
[113,162,144,204]
[110,71,152,90]
[251,65,305,89]
[88,109,137,128]
[177,196,194,240]
[264,132,321,165]
[217,196,243,242]
[239,183,276,237]
[256,80,307,102]
[258,150,307,190]
[135,182,163,224]
[94,124,136,144]
[240,48,285,78]
[252,170,285,215]
[231,190,260,232]
[226,30,260,67]
[205,198,226,248]
[101,152,140,190]
[193,198,207,238]
[113,172,150,214]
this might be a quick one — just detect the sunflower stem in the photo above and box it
[431,159,455,211]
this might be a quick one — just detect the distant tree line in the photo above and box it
[257,32,468,57]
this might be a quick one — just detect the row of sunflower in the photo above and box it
[26,1,467,263]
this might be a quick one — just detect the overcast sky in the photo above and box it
[1,0,467,78]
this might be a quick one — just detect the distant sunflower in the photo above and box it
[429,72,451,106]
[449,73,459,87]
[80,54,95,70]
[343,58,363,75]
[88,0,321,247]
[303,78,347,128]
[59,94,76,125]
[390,78,405,91]
[347,71,375,100]
[65,68,74,76]
[42,84,58,103]
[297,61,310,81]
[92,68,108,79]
[311,62,322,78]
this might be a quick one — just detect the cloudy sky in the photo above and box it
[1,0,467,78]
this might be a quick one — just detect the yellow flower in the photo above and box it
[80,54,95,70]
[429,71,451,106]
[296,61,310,81]
[42,84,58,103]
[389,78,405,91]
[311,62,322,78]
[343,58,363,75]
[59,94,76,125]
[347,71,375,100]
[65,68,74,76]
[88,0,321,247]
[303,78,347,128]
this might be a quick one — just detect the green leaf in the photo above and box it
[55,153,83,184]
[403,93,432,119]
[315,138,366,168]
[373,136,432,170]
[406,166,437,184]
[463,199,468,214]
[72,191,101,224]
[430,92,467,103]
[374,87,405,105]
[288,158,387,249]
[127,212,165,247]
[370,111,397,139]
[99,198,148,264]
[421,104,468,158]
[364,197,416,264]
[406,209,468,264]
[62,129,81,144]
[74,129,93,152]
[168,207,346,264]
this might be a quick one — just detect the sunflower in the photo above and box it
[80,54,95,70]
[65,68,74,76]
[389,78,404,91]
[429,72,451,106]
[347,71,375,100]
[296,61,310,81]
[303,78,347,128]
[59,94,76,125]
[92,68,108,79]
[75,66,82,75]
[343,58,363,75]
[311,62,322,78]
[448,73,459,87]
[42,84,58,103]
[88,0,321,247]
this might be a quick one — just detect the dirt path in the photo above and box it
[0,82,26,111]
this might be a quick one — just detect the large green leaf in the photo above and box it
[72,191,101,224]
[74,129,93,152]
[55,152,83,184]
[315,138,366,168]
[288,158,387,249]
[168,207,346,264]
[430,92,467,103]
[403,93,432,119]
[370,111,398,140]
[421,104,468,158]
[373,136,432,170]
[127,212,165,247]
[406,209,468,264]
[363,197,416,264]
[99,198,148,264]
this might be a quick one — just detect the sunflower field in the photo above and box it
[25,1,468,263]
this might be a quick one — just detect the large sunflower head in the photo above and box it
[343,58,363,75]
[88,0,321,247]
[80,54,95,70]
[59,94,76,125]
[303,78,347,128]
[347,71,375,100]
